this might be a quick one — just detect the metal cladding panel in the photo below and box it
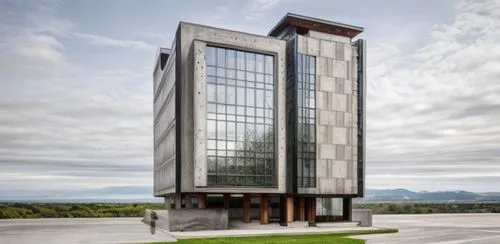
[355,39,366,197]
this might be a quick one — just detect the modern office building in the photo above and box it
[153,13,366,226]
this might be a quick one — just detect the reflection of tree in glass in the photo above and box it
[234,127,274,186]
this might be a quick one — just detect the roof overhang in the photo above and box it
[268,13,364,39]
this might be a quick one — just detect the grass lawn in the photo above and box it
[149,229,398,244]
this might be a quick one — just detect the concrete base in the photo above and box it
[352,209,372,227]
[144,209,229,232]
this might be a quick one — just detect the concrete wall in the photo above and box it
[352,209,372,227]
[297,30,359,195]
[169,209,229,231]
[154,45,177,196]
[179,23,288,194]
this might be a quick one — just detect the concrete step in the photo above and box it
[316,221,359,228]
[286,221,309,228]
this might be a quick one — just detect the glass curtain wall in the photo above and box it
[205,46,276,187]
[297,54,316,188]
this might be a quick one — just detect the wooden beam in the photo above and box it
[299,198,305,221]
[243,194,251,223]
[260,194,269,224]
[223,194,230,209]
[198,193,207,209]
[308,197,316,226]
[286,197,294,223]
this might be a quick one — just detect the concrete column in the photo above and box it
[185,195,193,209]
[343,198,352,221]
[223,194,230,209]
[198,193,207,209]
[260,194,269,224]
[174,194,182,209]
[299,198,305,221]
[243,194,251,223]
[164,196,171,210]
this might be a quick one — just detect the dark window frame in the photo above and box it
[205,45,278,187]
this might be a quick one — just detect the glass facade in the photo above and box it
[297,54,316,188]
[205,46,276,187]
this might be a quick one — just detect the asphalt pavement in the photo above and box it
[0,218,176,244]
[359,213,500,244]
[1,214,499,244]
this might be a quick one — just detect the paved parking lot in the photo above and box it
[359,214,500,244]
[1,214,499,244]
[0,218,176,244]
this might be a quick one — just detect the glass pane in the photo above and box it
[256,89,264,108]
[264,55,273,74]
[227,141,236,150]
[265,74,273,84]
[265,90,273,108]
[227,122,236,140]
[236,51,245,70]
[256,73,264,83]
[237,123,245,141]
[207,140,216,149]
[207,175,216,185]
[206,47,216,66]
[207,103,216,113]
[227,69,236,79]
[207,66,216,76]
[256,54,264,73]
[217,104,226,114]
[237,70,245,80]
[207,84,216,102]
[227,50,236,69]
[208,157,216,173]
[246,53,255,71]
[217,140,226,150]
[246,72,255,82]
[217,84,226,103]
[237,87,245,105]
[227,86,235,105]
[227,157,236,173]
[246,88,255,106]
[235,106,243,115]
[217,68,225,78]
[217,48,225,67]
[207,120,216,139]
[207,76,216,84]
[217,121,226,139]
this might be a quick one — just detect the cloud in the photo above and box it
[0,0,499,200]
[0,0,73,78]
[73,32,156,50]
[246,0,283,20]
[365,0,500,192]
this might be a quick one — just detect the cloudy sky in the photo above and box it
[0,0,499,199]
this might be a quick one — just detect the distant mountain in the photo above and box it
[362,189,500,202]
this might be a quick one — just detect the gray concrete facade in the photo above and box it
[296,31,359,195]
[182,23,288,194]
